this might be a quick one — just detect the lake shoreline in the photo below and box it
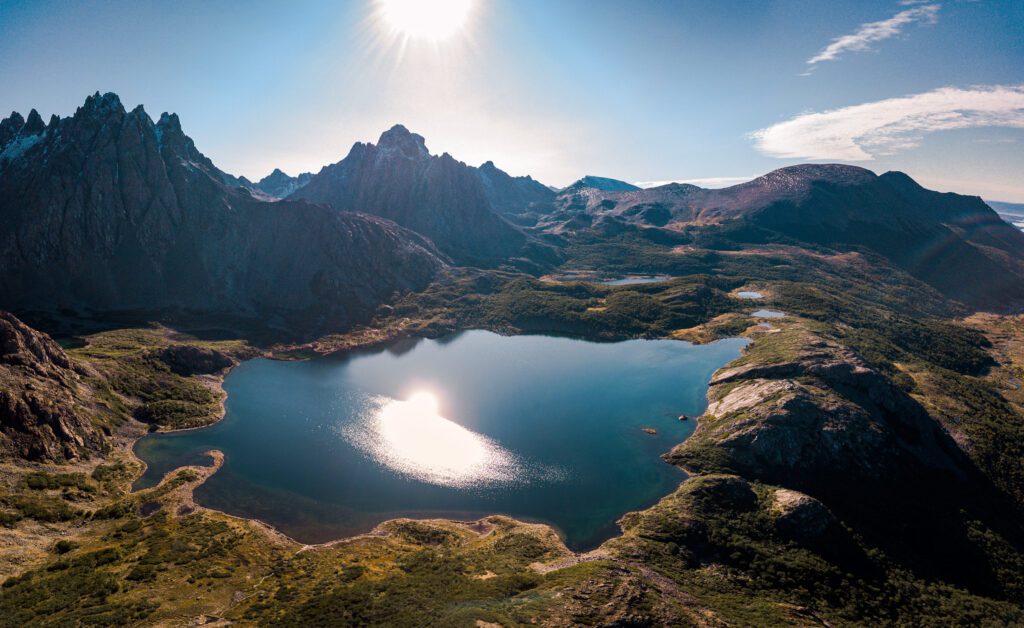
[128,325,754,555]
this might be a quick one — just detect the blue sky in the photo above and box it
[1,0,1022,200]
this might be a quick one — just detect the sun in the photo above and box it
[376,0,474,41]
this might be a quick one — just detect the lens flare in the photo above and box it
[376,0,474,41]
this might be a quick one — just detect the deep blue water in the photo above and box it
[134,331,746,550]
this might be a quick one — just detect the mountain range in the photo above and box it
[2,92,1023,328]
[0,94,443,332]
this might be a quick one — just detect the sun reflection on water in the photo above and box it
[344,391,524,489]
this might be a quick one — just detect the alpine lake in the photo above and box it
[135,330,747,550]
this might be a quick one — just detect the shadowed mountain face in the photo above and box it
[474,160,555,216]
[536,164,1024,307]
[0,94,445,332]
[291,125,534,266]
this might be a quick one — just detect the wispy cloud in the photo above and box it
[635,176,756,189]
[750,85,1024,160]
[805,4,939,69]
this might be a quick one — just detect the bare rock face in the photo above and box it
[0,94,445,333]
[770,488,837,540]
[0,312,104,461]
[673,332,968,486]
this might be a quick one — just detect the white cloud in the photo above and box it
[806,4,939,68]
[635,176,755,189]
[750,85,1024,160]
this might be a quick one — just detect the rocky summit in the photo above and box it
[254,168,313,199]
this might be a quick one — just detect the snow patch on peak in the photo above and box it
[0,133,43,167]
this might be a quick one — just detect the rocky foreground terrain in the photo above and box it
[1,93,1024,626]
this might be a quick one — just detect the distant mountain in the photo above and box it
[256,168,313,199]
[543,181,704,231]
[0,93,444,331]
[535,164,1024,307]
[474,160,555,215]
[988,200,1024,232]
[291,125,543,266]
[564,175,641,193]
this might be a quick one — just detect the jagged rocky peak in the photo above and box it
[67,91,127,127]
[479,160,510,175]
[79,90,124,114]
[156,111,183,136]
[291,124,539,265]
[256,168,313,198]
[1,111,25,129]
[0,109,49,166]
[22,109,46,135]
[376,123,429,158]
[0,112,25,150]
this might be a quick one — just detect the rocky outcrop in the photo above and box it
[0,93,446,332]
[0,312,104,461]
[671,332,967,485]
[670,329,1024,596]
[769,488,836,540]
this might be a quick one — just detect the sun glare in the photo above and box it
[344,390,523,488]
[376,0,474,41]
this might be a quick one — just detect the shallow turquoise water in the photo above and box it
[135,331,746,550]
